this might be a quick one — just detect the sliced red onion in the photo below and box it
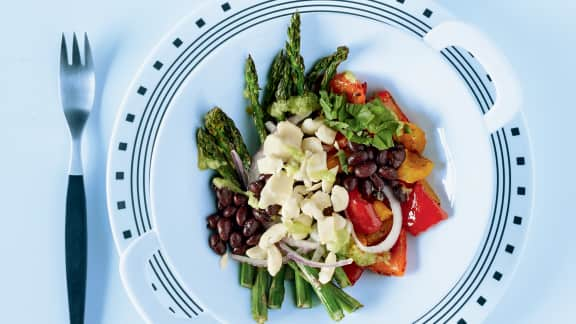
[278,242,353,268]
[248,149,265,184]
[230,254,288,267]
[282,237,320,251]
[352,185,402,253]
[231,150,248,188]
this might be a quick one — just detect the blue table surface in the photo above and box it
[0,0,574,323]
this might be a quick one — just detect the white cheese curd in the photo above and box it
[311,191,332,210]
[293,185,307,196]
[315,125,337,144]
[301,137,324,153]
[317,216,336,244]
[333,213,348,230]
[258,171,294,209]
[306,151,328,182]
[293,151,312,182]
[259,223,288,249]
[301,118,323,135]
[294,213,313,227]
[318,252,337,284]
[281,193,303,221]
[321,167,339,193]
[267,245,283,276]
[257,156,284,175]
[301,199,324,220]
[330,185,349,212]
[246,246,267,260]
[263,134,294,161]
[277,121,304,148]
[305,182,322,192]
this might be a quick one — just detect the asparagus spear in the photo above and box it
[252,268,269,324]
[305,46,349,92]
[328,283,363,313]
[245,55,268,144]
[275,52,291,102]
[285,12,305,96]
[320,46,349,91]
[268,266,286,309]
[305,55,331,91]
[294,270,312,308]
[196,128,240,187]
[204,107,251,168]
[333,267,351,288]
[262,51,285,108]
[289,262,344,321]
[240,263,257,288]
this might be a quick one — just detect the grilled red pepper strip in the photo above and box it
[374,90,410,122]
[330,72,367,104]
[368,228,407,276]
[346,190,383,235]
[401,182,448,236]
[342,263,364,286]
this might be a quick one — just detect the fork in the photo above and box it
[59,33,95,324]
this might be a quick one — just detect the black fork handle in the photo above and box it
[65,175,87,324]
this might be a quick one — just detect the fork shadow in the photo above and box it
[83,31,123,324]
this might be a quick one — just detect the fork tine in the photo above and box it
[71,33,82,65]
[60,33,69,67]
[83,33,93,68]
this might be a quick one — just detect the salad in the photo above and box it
[196,13,448,323]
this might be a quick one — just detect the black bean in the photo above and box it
[378,166,398,180]
[342,176,358,192]
[252,209,270,224]
[234,193,248,206]
[209,233,220,248]
[267,204,281,216]
[235,206,248,226]
[388,148,406,169]
[229,232,243,248]
[354,162,377,178]
[248,181,263,195]
[206,213,220,230]
[213,241,226,255]
[366,147,377,161]
[360,179,374,198]
[323,206,334,216]
[243,218,260,237]
[258,174,272,182]
[216,188,233,207]
[232,245,247,256]
[347,142,365,152]
[376,150,389,166]
[223,206,237,218]
[246,234,261,246]
[347,151,368,166]
[370,174,385,192]
[217,218,232,241]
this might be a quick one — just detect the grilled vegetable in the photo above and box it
[204,107,251,168]
[245,55,268,143]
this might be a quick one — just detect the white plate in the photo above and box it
[107,1,533,323]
